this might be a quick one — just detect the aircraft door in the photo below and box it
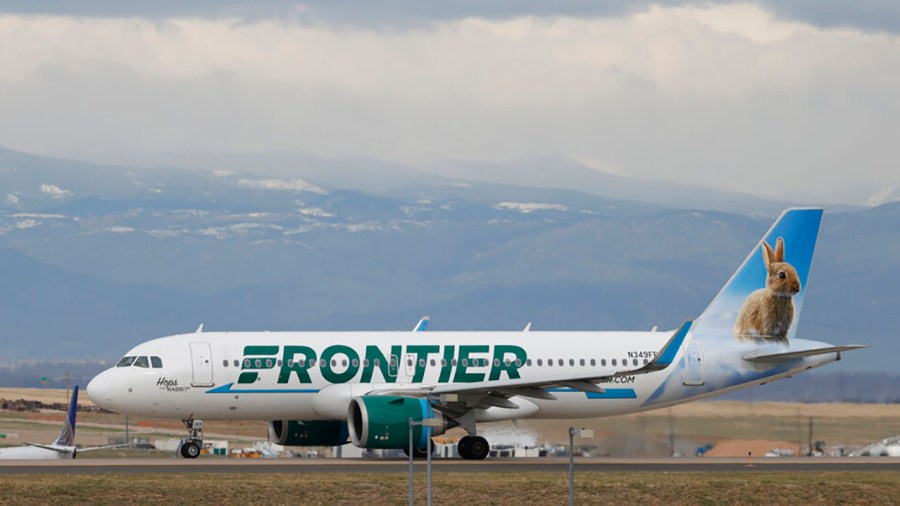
[683,341,705,386]
[190,342,215,387]
[401,353,417,383]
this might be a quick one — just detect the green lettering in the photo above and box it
[489,345,527,381]
[361,345,401,383]
[438,345,455,383]
[407,345,440,382]
[278,346,317,384]
[321,345,360,383]
[454,345,488,383]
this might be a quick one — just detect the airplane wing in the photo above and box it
[25,444,72,454]
[72,443,129,452]
[373,320,692,405]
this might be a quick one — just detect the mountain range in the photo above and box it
[0,146,896,374]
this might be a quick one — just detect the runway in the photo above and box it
[1,457,896,475]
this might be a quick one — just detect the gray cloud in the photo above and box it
[0,4,898,204]
[4,1,900,33]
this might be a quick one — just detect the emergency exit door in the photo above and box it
[190,342,214,387]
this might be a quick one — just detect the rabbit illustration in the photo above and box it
[734,237,801,343]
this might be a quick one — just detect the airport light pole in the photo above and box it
[568,427,594,506]
[409,417,441,506]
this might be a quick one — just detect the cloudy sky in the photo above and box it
[1,1,898,204]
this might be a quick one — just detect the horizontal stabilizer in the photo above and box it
[743,345,868,363]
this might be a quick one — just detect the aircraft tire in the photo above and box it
[180,441,201,459]
[467,436,490,460]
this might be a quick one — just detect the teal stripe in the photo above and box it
[206,383,319,394]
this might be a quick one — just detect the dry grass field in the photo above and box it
[0,471,897,505]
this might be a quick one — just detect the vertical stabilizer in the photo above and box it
[691,208,823,343]
[53,385,78,447]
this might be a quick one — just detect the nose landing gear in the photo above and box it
[179,419,204,459]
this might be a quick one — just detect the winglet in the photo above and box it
[413,316,430,332]
[641,320,692,372]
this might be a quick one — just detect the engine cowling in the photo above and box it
[347,396,448,449]
[268,420,349,446]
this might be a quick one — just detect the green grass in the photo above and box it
[0,471,897,505]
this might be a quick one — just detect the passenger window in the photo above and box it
[526,359,532,366]
[580,359,585,366]
[633,359,639,366]
[233,360,239,367]
[461,359,468,367]
[612,359,617,366]
[134,356,149,368]
[243,359,251,368]
[547,360,553,367]
[537,359,542,366]
[569,359,575,366]
[223,360,229,367]
[590,359,596,366]
[601,359,607,366]
[116,356,136,367]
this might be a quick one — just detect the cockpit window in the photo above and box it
[151,356,163,368]
[134,356,150,368]
[116,356,136,367]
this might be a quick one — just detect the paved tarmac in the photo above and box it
[0,457,896,475]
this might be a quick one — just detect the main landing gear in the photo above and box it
[179,419,204,459]
[457,435,490,460]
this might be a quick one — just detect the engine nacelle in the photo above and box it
[268,420,349,446]
[347,396,448,449]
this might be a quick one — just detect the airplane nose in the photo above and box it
[86,370,115,409]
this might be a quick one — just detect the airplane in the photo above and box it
[0,386,121,459]
[86,208,865,459]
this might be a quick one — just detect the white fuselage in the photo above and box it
[0,445,73,460]
[87,330,836,423]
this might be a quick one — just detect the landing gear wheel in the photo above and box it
[180,441,201,459]
[458,435,490,460]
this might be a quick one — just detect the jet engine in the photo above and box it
[347,396,450,449]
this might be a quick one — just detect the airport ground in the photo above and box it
[0,467,897,505]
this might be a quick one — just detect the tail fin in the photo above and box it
[53,385,78,447]
[692,208,823,342]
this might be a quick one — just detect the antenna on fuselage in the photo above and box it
[195,323,204,333]
[523,322,532,332]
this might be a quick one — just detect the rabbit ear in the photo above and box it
[775,237,785,262]
[762,241,775,267]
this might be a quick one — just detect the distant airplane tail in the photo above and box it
[691,208,823,343]
[53,385,78,447]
